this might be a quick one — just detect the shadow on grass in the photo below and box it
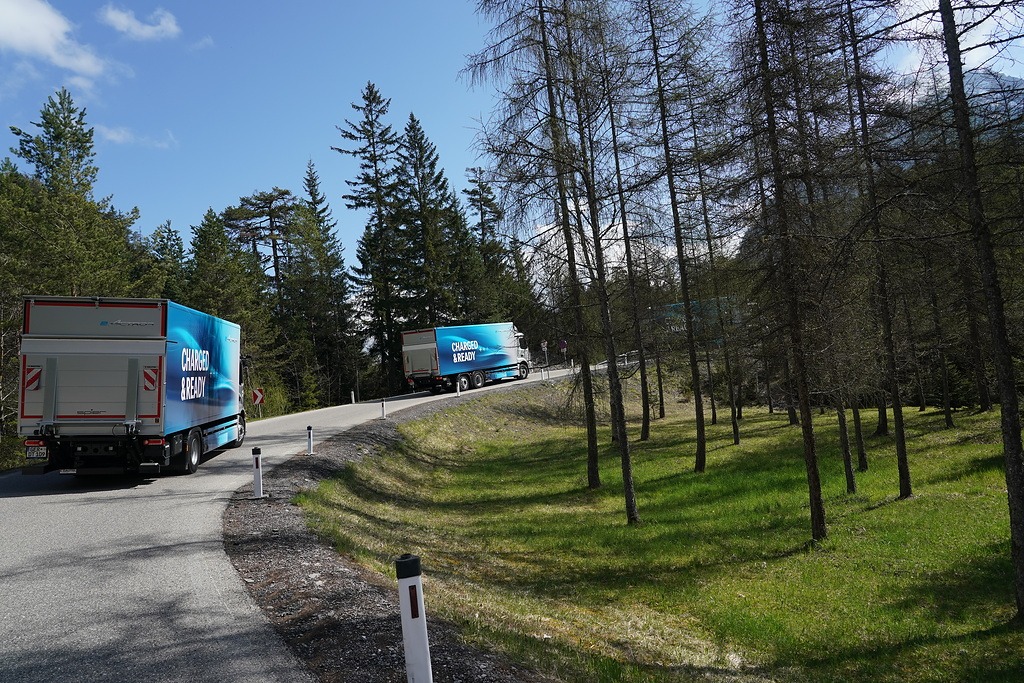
[895,539,1013,622]
[784,616,1023,683]
[920,452,1005,488]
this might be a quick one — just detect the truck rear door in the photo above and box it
[402,330,439,376]
[19,338,165,437]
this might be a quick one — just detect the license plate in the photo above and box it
[26,446,48,460]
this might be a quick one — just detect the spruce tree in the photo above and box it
[10,87,98,198]
[395,113,459,326]
[334,83,404,395]
[284,161,356,406]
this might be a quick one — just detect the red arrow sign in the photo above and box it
[252,388,265,405]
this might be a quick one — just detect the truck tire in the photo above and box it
[470,370,485,389]
[429,385,442,395]
[456,374,470,393]
[519,362,529,380]
[230,414,246,448]
[184,429,202,474]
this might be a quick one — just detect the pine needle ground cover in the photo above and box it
[297,383,1024,682]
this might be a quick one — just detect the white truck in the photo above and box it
[402,322,531,393]
[18,297,246,475]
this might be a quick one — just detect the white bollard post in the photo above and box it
[306,425,314,456]
[350,390,356,404]
[396,554,432,683]
[381,397,387,419]
[251,447,264,499]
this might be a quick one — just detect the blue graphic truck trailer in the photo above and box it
[402,322,531,393]
[18,297,246,475]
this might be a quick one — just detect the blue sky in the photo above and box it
[0,0,496,259]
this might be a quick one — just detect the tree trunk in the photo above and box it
[536,0,601,492]
[704,346,718,425]
[960,258,993,411]
[874,393,888,436]
[605,73,652,441]
[837,401,856,494]
[560,0,638,523]
[783,349,799,426]
[852,404,868,472]
[655,345,666,419]
[846,0,910,498]
[648,0,706,472]
[754,0,826,541]
[925,256,954,428]
[688,86,739,444]
[901,294,927,412]
[940,0,1024,618]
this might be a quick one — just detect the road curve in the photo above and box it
[0,373,564,682]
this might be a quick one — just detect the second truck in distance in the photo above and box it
[402,322,531,394]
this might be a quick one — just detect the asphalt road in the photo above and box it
[0,372,565,682]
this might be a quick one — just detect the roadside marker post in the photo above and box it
[306,425,315,456]
[381,398,387,420]
[396,554,433,683]
[251,447,265,499]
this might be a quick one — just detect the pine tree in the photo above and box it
[223,188,298,312]
[334,83,404,395]
[395,114,457,326]
[284,161,356,406]
[9,87,98,198]
[147,221,188,301]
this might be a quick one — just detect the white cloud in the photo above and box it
[187,35,214,52]
[0,0,106,78]
[99,5,180,41]
[96,124,178,149]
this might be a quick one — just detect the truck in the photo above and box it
[402,322,531,394]
[18,297,246,475]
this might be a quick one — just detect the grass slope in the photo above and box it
[298,382,1023,682]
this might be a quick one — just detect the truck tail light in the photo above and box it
[143,438,166,447]
[24,439,46,447]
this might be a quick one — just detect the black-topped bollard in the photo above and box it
[395,553,432,682]
[251,447,264,499]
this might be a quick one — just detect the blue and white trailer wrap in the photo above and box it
[18,297,245,475]
[402,322,531,393]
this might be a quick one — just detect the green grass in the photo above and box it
[297,385,1024,682]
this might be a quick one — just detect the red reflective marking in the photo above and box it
[409,585,420,619]
[25,366,41,391]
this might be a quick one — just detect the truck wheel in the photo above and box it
[230,414,246,448]
[184,429,202,474]
[519,362,529,380]
[456,374,470,392]
[470,370,485,389]
[429,385,442,395]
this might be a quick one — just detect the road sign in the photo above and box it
[252,388,265,405]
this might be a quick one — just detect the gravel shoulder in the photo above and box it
[222,392,558,682]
